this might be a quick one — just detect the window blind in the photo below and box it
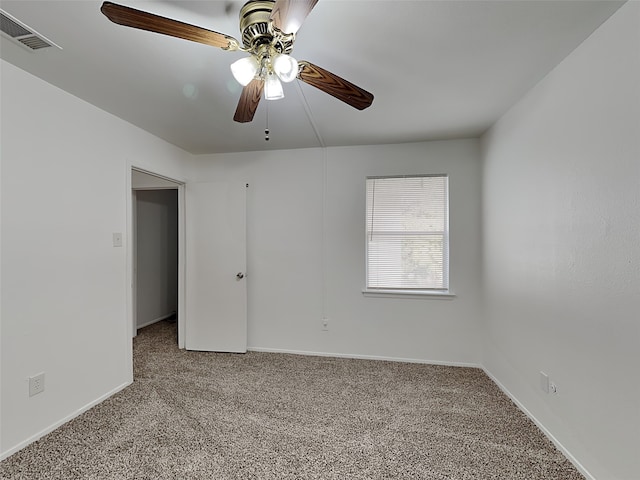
[366,175,449,290]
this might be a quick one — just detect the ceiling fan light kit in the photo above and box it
[100,0,374,123]
[230,55,260,86]
[272,53,298,83]
[265,70,284,100]
[230,48,298,94]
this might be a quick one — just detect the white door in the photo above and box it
[185,181,247,352]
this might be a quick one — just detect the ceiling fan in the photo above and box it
[100,0,374,123]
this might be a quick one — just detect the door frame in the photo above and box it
[127,166,186,348]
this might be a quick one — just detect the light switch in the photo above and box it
[113,233,123,247]
[540,371,550,393]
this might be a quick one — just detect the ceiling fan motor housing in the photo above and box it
[239,0,294,54]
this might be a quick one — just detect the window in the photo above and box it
[365,175,449,294]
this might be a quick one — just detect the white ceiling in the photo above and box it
[0,0,623,154]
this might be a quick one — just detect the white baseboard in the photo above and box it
[481,367,595,480]
[137,312,175,330]
[0,380,132,461]
[248,346,481,369]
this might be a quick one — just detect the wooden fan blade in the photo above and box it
[101,2,239,50]
[270,0,319,34]
[297,61,374,110]
[234,79,264,123]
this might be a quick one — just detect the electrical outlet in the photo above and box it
[322,318,329,331]
[29,373,45,397]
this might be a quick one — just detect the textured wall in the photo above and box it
[481,3,640,478]
[188,139,483,365]
[0,60,189,458]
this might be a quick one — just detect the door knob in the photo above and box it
[236,272,244,279]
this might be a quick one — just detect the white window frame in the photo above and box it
[363,174,454,299]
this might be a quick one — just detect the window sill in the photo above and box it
[362,289,456,299]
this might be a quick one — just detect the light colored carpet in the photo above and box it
[1,320,584,479]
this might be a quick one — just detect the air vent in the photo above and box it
[0,9,61,51]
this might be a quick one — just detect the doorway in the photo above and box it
[135,189,178,328]
[130,168,185,347]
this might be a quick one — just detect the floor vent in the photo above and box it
[0,9,61,51]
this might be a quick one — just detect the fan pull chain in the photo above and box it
[265,102,270,141]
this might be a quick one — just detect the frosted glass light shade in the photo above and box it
[273,54,298,83]
[265,72,284,100]
[230,56,259,86]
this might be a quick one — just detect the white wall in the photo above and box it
[188,139,483,365]
[135,190,178,328]
[481,3,640,479]
[0,60,189,458]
